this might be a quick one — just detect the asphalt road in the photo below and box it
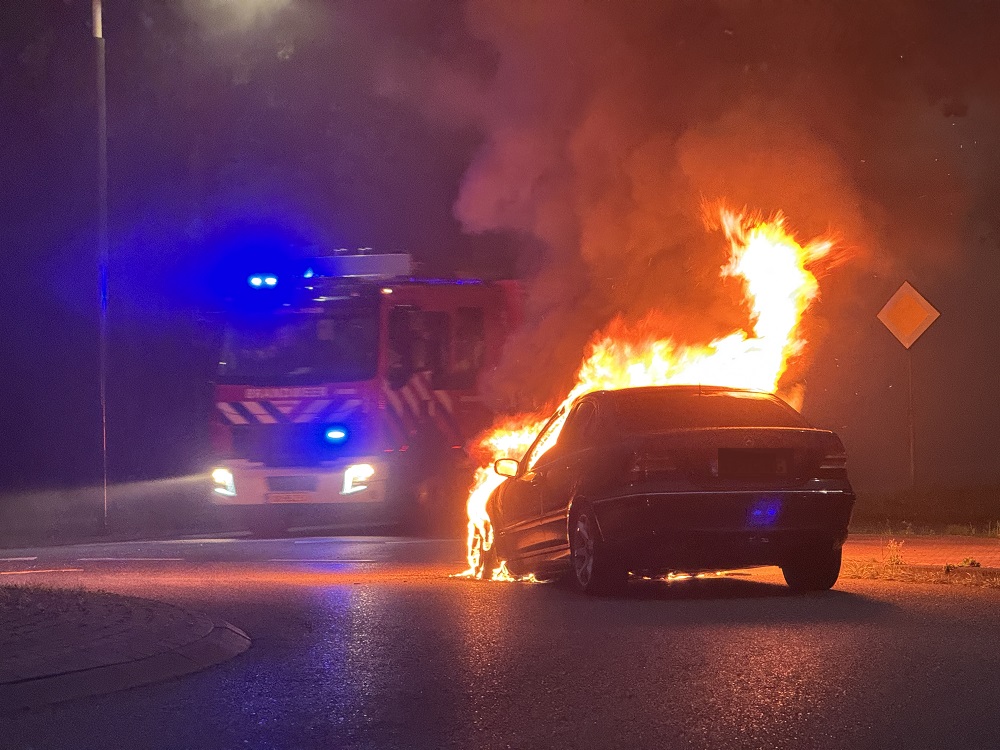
[2,536,999,750]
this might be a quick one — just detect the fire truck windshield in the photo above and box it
[216,309,378,385]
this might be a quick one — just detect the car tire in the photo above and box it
[781,547,842,592]
[470,525,498,580]
[568,505,627,595]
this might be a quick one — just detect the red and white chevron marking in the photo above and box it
[382,372,464,446]
[215,398,362,425]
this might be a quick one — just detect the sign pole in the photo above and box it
[908,349,915,491]
[876,281,940,495]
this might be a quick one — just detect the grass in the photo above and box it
[0,478,220,549]
[0,583,114,614]
[842,560,1000,589]
[884,538,905,566]
[849,520,1000,538]
[851,484,1000,535]
[841,536,998,588]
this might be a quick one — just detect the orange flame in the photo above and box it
[460,207,836,578]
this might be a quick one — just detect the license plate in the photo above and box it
[267,492,312,504]
[719,449,790,478]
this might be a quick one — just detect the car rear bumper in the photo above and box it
[593,489,854,573]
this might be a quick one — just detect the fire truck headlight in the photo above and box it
[212,467,236,497]
[324,425,349,445]
[342,463,375,495]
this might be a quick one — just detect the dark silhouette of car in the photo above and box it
[474,385,855,594]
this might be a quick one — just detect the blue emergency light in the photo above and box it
[248,274,279,288]
[324,425,349,445]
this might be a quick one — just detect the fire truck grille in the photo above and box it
[231,424,371,467]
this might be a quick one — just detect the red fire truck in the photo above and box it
[209,254,521,535]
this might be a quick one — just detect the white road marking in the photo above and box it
[0,556,38,561]
[291,537,390,544]
[0,568,82,575]
[293,539,381,544]
[292,538,455,544]
[385,539,456,544]
[176,535,251,542]
[269,559,378,563]
[77,557,184,562]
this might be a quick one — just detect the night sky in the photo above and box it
[1,0,999,499]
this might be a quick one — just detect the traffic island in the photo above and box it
[0,586,250,713]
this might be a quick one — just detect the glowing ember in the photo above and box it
[460,207,836,579]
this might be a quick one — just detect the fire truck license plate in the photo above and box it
[267,492,312,503]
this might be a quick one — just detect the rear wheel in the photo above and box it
[569,506,627,595]
[782,547,842,592]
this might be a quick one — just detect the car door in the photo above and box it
[535,400,600,554]
[495,410,565,559]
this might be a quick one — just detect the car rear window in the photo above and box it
[611,390,808,432]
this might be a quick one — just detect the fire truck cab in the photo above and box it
[209,254,519,535]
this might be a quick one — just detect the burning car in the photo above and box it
[471,385,854,594]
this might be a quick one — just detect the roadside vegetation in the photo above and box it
[842,559,1000,588]
[850,485,1000,537]
[841,536,1000,589]
[0,482,216,549]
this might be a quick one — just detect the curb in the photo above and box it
[0,619,250,714]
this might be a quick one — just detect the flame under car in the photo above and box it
[474,385,855,594]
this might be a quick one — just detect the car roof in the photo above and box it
[585,385,776,402]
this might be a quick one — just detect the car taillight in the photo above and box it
[820,451,847,470]
[628,451,678,482]
[819,435,848,473]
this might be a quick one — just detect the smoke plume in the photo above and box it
[372,0,1000,413]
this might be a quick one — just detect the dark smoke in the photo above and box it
[371,0,1000,418]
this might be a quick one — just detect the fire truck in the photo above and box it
[208,253,521,535]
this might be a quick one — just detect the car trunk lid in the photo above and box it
[626,426,841,488]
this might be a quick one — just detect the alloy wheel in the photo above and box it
[573,513,596,588]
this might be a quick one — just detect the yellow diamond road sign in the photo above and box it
[877,282,940,349]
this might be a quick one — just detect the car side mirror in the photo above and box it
[494,458,519,478]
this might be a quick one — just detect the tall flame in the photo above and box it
[461,207,835,578]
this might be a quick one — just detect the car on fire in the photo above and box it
[474,385,855,594]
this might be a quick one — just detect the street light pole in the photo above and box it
[93,0,109,531]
